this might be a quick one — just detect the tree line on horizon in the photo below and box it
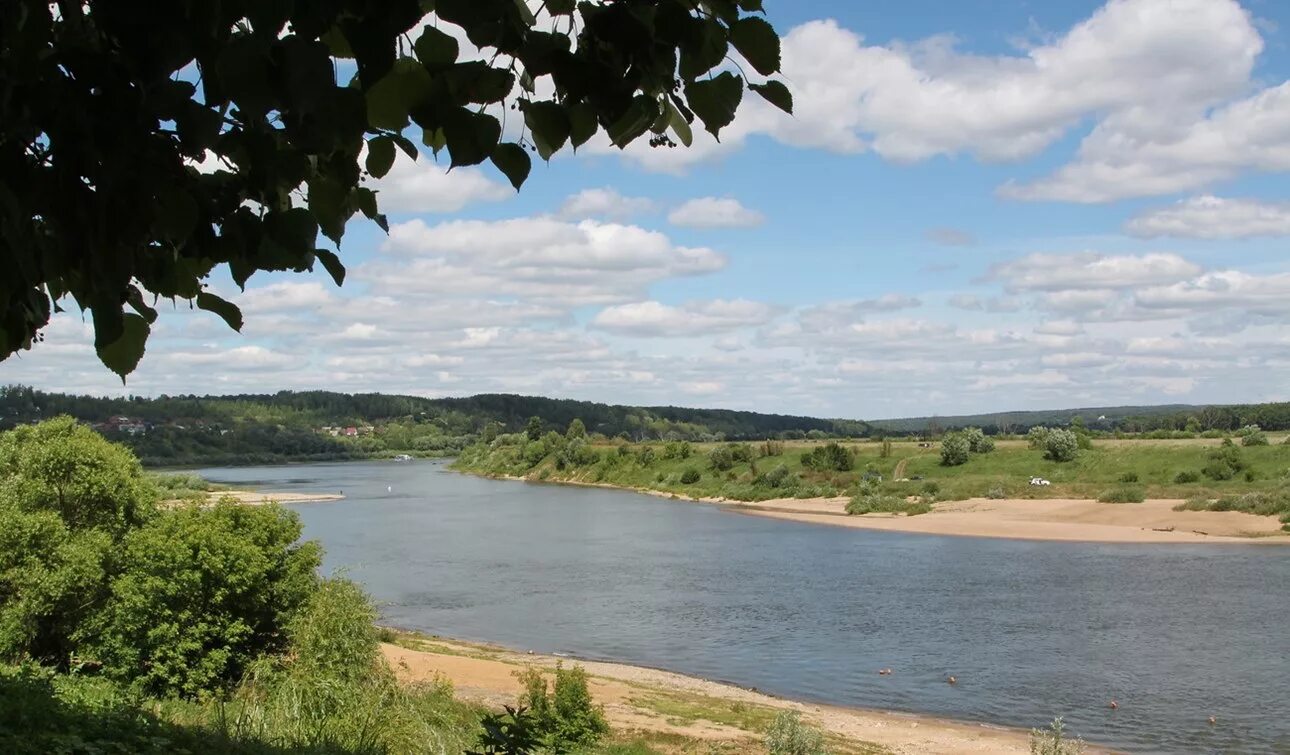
[3,385,1289,466]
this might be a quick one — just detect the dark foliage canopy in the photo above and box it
[1,0,790,377]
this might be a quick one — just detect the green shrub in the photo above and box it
[1044,429,1079,462]
[939,433,970,466]
[88,501,321,697]
[709,446,737,471]
[1237,425,1268,446]
[1173,471,1200,484]
[1026,426,1051,450]
[754,464,795,490]
[963,427,994,453]
[517,664,608,752]
[847,495,930,516]
[760,440,784,457]
[663,442,693,460]
[1118,472,1139,483]
[1029,717,1085,755]
[984,486,1007,499]
[1097,486,1145,503]
[1202,440,1245,481]
[679,468,701,485]
[800,442,855,472]
[765,710,829,755]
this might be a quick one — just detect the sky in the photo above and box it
[8,0,1290,420]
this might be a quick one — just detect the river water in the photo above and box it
[197,459,1290,754]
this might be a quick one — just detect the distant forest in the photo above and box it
[3,385,1288,467]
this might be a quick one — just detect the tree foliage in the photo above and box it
[800,442,854,472]
[1043,429,1079,463]
[1,1,790,376]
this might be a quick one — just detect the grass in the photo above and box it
[1096,486,1146,503]
[1175,489,1290,530]
[455,436,1290,506]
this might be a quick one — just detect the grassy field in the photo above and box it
[454,434,1290,506]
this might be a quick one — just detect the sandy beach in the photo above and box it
[727,496,1290,544]
[206,490,345,505]
[381,633,1051,754]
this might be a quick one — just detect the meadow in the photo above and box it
[454,432,1290,510]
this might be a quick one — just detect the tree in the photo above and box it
[565,418,587,441]
[1044,429,1079,463]
[1026,426,1052,450]
[963,427,994,454]
[800,442,854,472]
[2,1,792,376]
[526,416,543,442]
[940,433,970,466]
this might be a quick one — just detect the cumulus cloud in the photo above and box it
[949,294,1022,313]
[557,188,656,220]
[370,153,511,213]
[667,197,765,228]
[592,299,778,337]
[989,252,1201,292]
[1125,195,1290,239]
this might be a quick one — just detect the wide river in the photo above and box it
[197,460,1290,754]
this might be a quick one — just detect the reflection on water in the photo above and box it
[199,460,1290,754]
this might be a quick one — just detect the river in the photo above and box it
[197,459,1290,754]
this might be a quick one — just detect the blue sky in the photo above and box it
[9,0,1290,419]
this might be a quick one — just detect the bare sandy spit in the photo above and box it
[381,634,1061,755]
[204,490,344,505]
[734,496,1290,544]
[485,473,1289,544]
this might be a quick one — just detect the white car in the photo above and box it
[1029,477,1051,486]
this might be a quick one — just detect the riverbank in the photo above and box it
[473,472,1290,544]
[380,630,1054,755]
[206,490,345,505]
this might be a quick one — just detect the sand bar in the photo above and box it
[381,634,1063,754]
[205,490,344,505]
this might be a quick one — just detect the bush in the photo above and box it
[663,442,693,460]
[1097,486,1146,503]
[847,494,931,516]
[88,501,322,697]
[963,427,994,453]
[1030,717,1085,755]
[1026,426,1051,450]
[1118,472,1139,483]
[765,710,829,755]
[1174,470,1200,484]
[708,446,736,471]
[517,664,608,751]
[1236,424,1267,445]
[679,468,701,485]
[760,440,784,457]
[985,486,1006,499]
[800,442,854,472]
[940,433,970,466]
[1202,440,1245,481]
[754,464,795,490]
[1044,429,1079,462]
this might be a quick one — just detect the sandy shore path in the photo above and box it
[729,496,1290,544]
[206,490,345,505]
[381,633,1050,754]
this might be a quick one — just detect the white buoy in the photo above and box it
[387,485,392,492]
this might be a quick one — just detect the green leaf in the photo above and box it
[441,109,501,167]
[391,133,420,159]
[196,291,244,332]
[666,100,693,147]
[546,0,575,13]
[568,102,598,149]
[730,17,781,76]
[750,79,793,114]
[314,249,346,286]
[684,72,743,138]
[607,96,657,148]
[155,190,198,242]
[679,18,728,79]
[366,136,397,178]
[366,58,433,131]
[96,313,150,382]
[414,25,460,72]
[307,180,348,244]
[513,0,535,25]
[522,101,571,160]
[490,143,531,190]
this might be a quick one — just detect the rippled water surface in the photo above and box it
[199,460,1290,754]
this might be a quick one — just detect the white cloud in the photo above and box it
[667,197,765,228]
[1136,270,1290,315]
[1003,81,1290,203]
[949,294,1022,312]
[1034,320,1084,336]
[990,252,1202,291]
[557,188,656,220]
[591,299,778,337]
[373,156,511,213]
[371,217,725,307]
[1126,195,1290,239]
